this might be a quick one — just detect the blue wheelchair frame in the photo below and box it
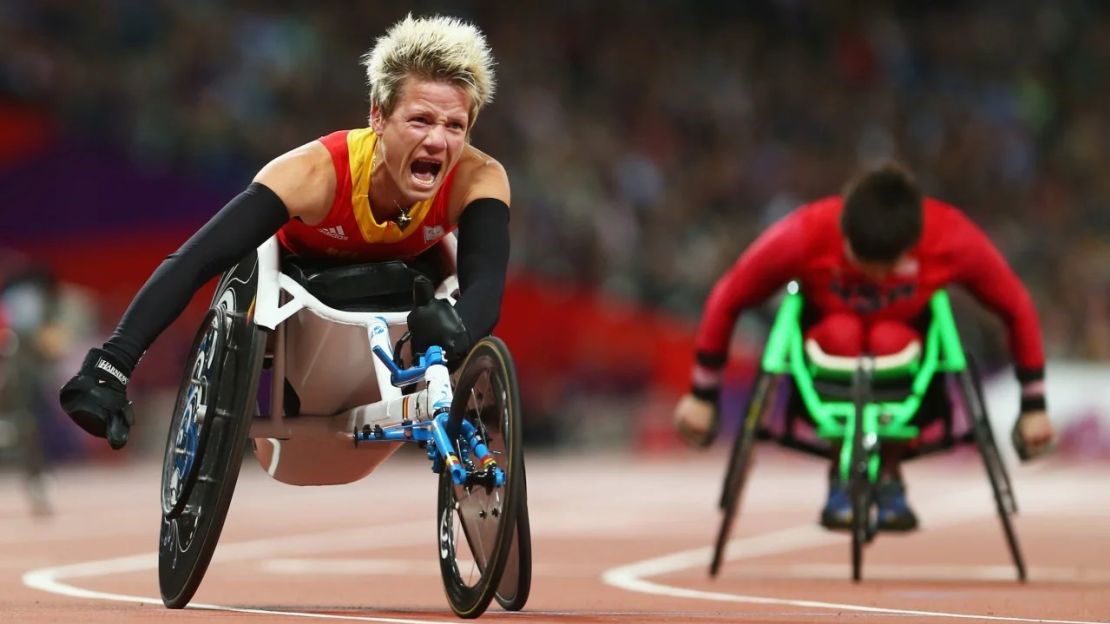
[359,337,505,488]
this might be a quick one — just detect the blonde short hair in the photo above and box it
[361,14,496,123]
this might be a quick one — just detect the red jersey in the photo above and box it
[277,128,458,261]
[695,196,1044,370]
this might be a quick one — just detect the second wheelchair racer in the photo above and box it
[674,163,1054,532]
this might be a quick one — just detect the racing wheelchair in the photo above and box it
[157,235,531,619]
[710,282,1024,582]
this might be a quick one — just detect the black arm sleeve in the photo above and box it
[104,183,289,370]
[453,198,510,343]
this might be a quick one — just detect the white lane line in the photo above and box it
[604,557,1106,624]
[603,466,1110,624]
[266,438,282,476]
[22,521,454,624]
[602,528,1109,623]
[706,563,1110,584]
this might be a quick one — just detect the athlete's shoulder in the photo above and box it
[923,196,963,218]
[320,128,352,141]
[456,145,507,184]
[786,195,843,233]
[917,196,993,264]
[254,139,337,223]
[798,195,843,218]
[922,196,978,236]
[318,128,351,148]
[750,196,841,254]
[450,144,510,208]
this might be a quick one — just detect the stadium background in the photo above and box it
[1,0,1109,462]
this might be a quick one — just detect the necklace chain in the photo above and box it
[372,140,413,229]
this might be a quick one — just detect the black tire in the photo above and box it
[438,337,524,619]
[159,256,267,608]
[494,461,532,612]
[710,373,773,577]
[849,366,873,583]
[849,469,871,583]
[957,367,1027,582]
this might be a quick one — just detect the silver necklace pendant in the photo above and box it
[395,209,412,229]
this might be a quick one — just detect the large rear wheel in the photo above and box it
[958,366,1026,581]
[158,256,267,608]
[710,373,773,577]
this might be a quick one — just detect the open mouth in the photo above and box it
[410,159,442,187]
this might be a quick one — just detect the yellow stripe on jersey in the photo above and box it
[347,128,434,244]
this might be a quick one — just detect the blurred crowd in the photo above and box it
[0,251,99,511]
[2,0,1109,361]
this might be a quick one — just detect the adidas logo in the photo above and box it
[318,225,349,241]
[96,358,129,386]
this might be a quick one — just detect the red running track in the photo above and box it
[2,447,1109,623]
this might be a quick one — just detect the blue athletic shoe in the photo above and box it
[876,476,918,531]
[819,478,852,530]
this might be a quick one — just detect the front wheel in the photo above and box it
[848,366,875,583]
[710,373,773,577]
[437,337,525,619]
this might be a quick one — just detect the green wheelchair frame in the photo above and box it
[710,283,1025,582]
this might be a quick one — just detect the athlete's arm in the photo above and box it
[254,141,335,225]
[691,208,811,399]
[447,149,511,343]
[948,209,1045,381]
[947,207,1052,458]
[104,143,334,369]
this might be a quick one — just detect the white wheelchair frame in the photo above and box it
[247,235,461,485]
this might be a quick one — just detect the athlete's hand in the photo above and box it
[59,348,135,450]
[1011,410,1054,461]
[408,298,471,368]
[674,393,719,448]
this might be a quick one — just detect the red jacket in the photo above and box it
[695,196,1044,371]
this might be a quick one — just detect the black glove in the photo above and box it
[407,298,472,368]
[59,347,135,450]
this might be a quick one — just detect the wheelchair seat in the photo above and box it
[283,255,436,312]
[804,338,922,381]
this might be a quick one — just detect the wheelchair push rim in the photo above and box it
[161,307,227,519]
[438,336,524,619]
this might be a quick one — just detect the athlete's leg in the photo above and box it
[868,319,921,531]
[808,313,865,530]
[805,312,864,357]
